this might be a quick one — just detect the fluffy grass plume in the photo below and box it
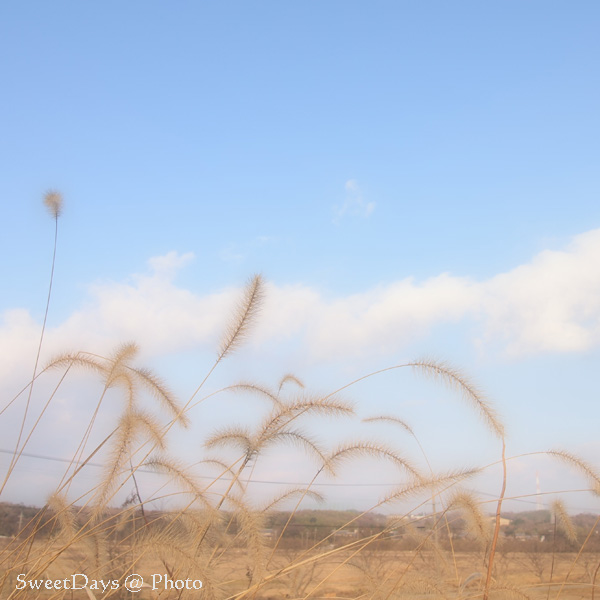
[43,189,63,218]
[548,449,600,495]
[411,357,505,439]
[447,489,490,546]
[218,274,264,360]
[551,499,578,543]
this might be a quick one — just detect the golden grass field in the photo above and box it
[2,536,599,599]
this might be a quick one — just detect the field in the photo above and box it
[3,534,600,599]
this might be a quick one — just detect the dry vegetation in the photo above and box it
[1,193,599,599]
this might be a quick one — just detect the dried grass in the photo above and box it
[1,198,597,600]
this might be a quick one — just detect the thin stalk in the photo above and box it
[547,513,558,600]
[483,437,507,600]
[2,214,59,494]
[592,559,600,600]
[555,513,600,599]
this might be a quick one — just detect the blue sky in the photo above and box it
[1,2,600,513]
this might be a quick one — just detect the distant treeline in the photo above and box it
[2,503,598,552]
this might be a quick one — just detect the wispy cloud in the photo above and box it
[219,244,246,264]
[219,235,277,264]
[148,250,195,278]
[333,179,376,224]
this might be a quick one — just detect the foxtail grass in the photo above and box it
[2,198,600,600]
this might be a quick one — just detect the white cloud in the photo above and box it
[0,252,234,384]
[0,309,40,383]
[333,179,376,223]
[481,229,600,355]
[2,228,600,391]
[256,228,600,358]
[258,274,478,359]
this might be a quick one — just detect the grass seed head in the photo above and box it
[44,190,63,218]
